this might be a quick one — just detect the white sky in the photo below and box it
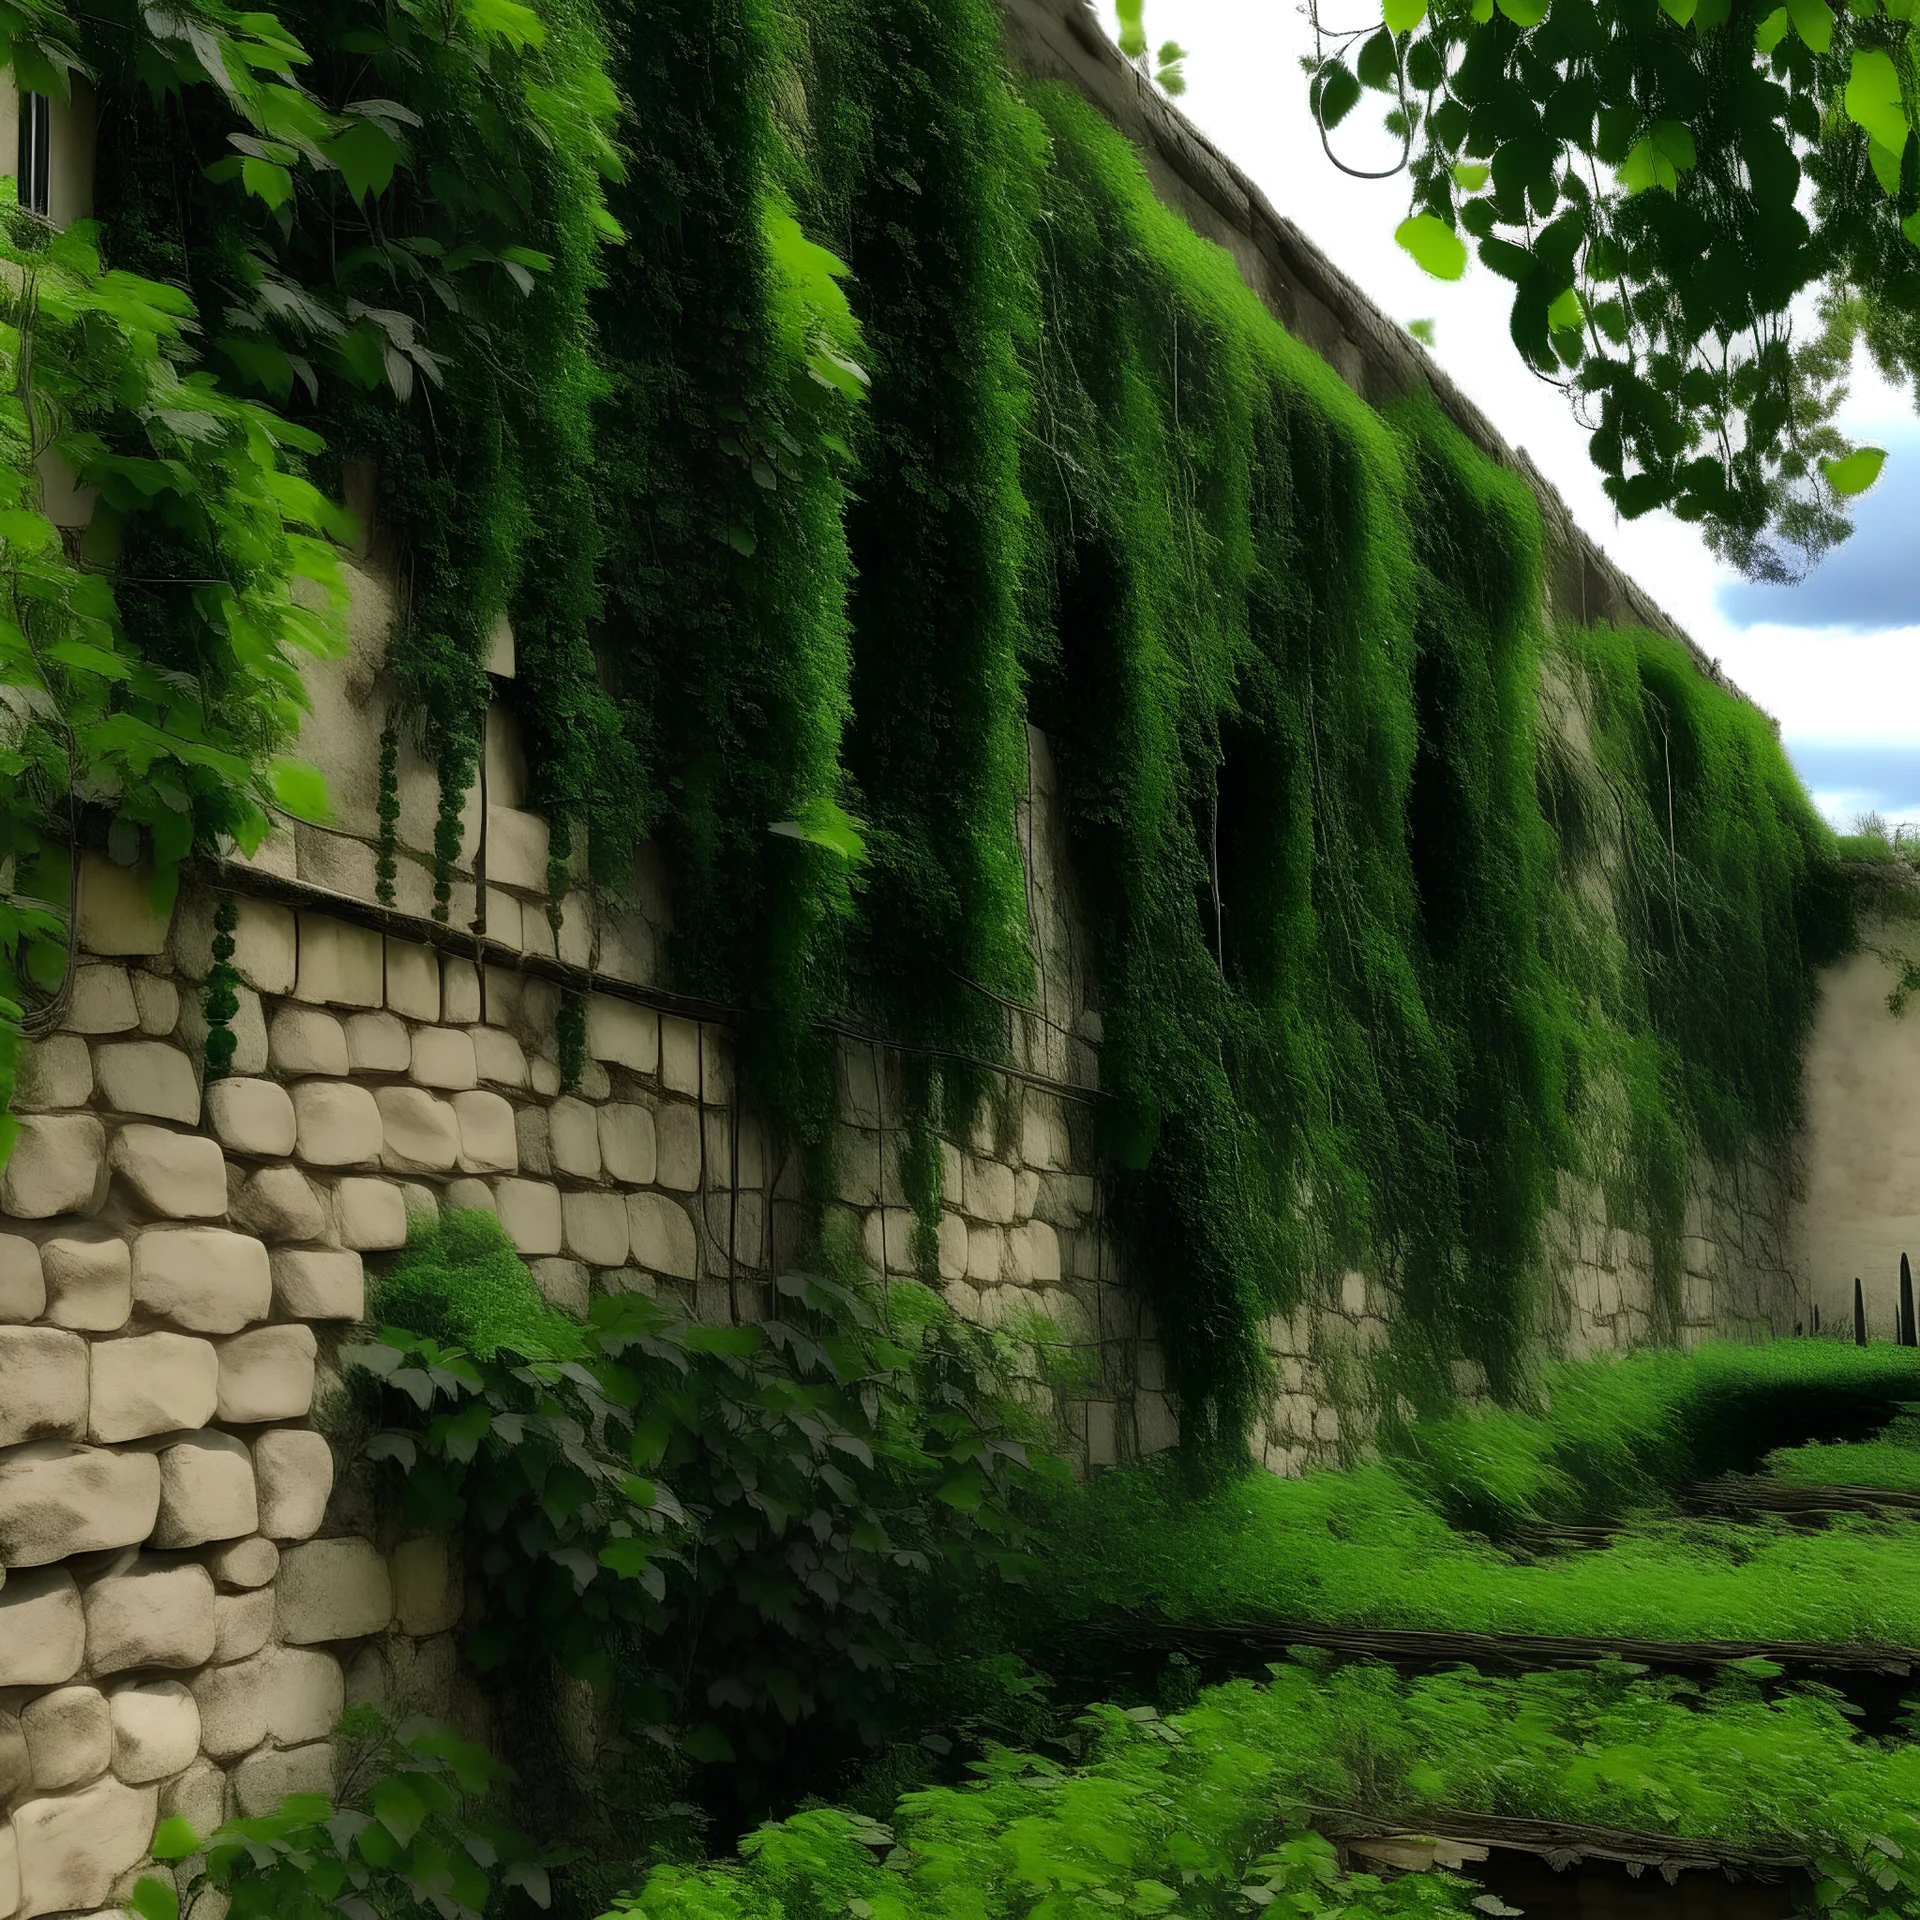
[1099,0,1920,827]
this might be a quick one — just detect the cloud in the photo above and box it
[1719,430,1920,632]
[1788,742,1920,825]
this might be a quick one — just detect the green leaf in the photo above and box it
[1657,0,1697,23]
[767,795,869,867]
[682,1723,736,1764]
[1396,213,1467,280]
[149,1819,201,1863]
[323,119,400,203]
[1115,0,1146,58]
[1452,161,1490,191]
[1495,0,1549,25]
[1823,446,1887,495]
[266,758,332,823]
[1547,287,1584,331]
[128,1877,178,1920]
[372,1775,427,1845]
[1383,0,1429,29]
[1316,63,1361,131]
[1755,4,1791,46]
[1618,122,1696,194]
[239,157,293,208]
[1787,0,1834,49]
[1846,49,1909,157]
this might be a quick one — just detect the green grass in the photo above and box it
[1767,1428,1920,1493]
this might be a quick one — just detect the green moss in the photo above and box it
[375,1210,582,1362]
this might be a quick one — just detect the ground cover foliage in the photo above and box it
[13,0,1851,1461]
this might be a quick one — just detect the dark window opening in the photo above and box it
[18,90,50,216]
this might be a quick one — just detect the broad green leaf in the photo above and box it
[1658,0,1697,24]
[1754,1,1790,43]
[1495,0,1549,24]
[266,757,332,822]
[239,157,293,209]
[1316,62,1361,131]
[463,0,545,48]
[1395,212,1467,280]
[1846,49,1909,157]
[1547,287,1585,331]
[372,1775,427,1845]
[1787,0,1835,48]
[1383,0,1429,29]
[1824,446,1887,495]
[1870,137,1905,196]
[681,1723,736,1765]
[149,1818,201,1863]
[323,119,400,202]
[127,1877,177,1920]
[1452,161,1490,191]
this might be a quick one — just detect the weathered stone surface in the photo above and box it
[453,1091,517,1174]
[132,1227,271,1333]
[628,1194,698,1281]
[161,1757,226,1837]
[660,1017,703,1096]
[108,1680,199,1784]
[0,1329,87,1446]
[0,1815,15,1920]
[232,1742,332,1818]
[586,995,658,1072]
[215,1323,317,1423]
[292,1079,383,1167]
[21,1686,109,1791]
[293,915,383,1008]
[12,1773,157,1919]
[530,1055,561,1098]
[0,1708,25,1800]
[78,853,172,957]
[84,1560,217,1673]
[190,1653,265,1760]
[88,1332,218,1443]
[493,1178,562,1256]
[411,1026,477,1091]
[548,1097,601,1180]
[390,1535,461,1636]
[442,959,481,1025]
[109,1124,226,1219]
[231,1165,327,1243]
[562,1190,628,1268]
[515,1106,551,1177]
[529,1257,589,1316]
[472,1027,528,1089]
[278,1537,393,1643]
[40,1235,127,1332]
[176,894,296,995]
[1,1116,106,1219]
[252,1428,334,1541]
[385,937,441,1021]
[598,1104,655,1185]
[268,1004,349,1077]
[0,1444,160,1566]
[400,1182,438,1227]
[211,1586,275,1662]
[93,1043,199,1125]
[376,1087,459,1174]
[345,1010,410,1074]
[445,1177,496,1214]
[335,1177,407,1250]
[271,1247,364,1320]
[0,1571,84,1686]
[153,1430,258,1548]
[181,979,268,1077]
[205,1534,279,1589]
[68,965,138,1035]
[132,974,179,1040]
[654,1105,701,1192]
[194,1645,343,1762]
[0,1235,44,1323]
[14,1036,93,1112]
[206,1078,297,1157]
[487,804,550,893]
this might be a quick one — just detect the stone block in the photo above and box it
[268,1005,349,1077]
[13,1035,93,1113]
[132,1227,271,1333]
[335,1178,407,1250]
[175,894,296,995]
[88,1332,218,1443]
[12,1773,157,1919]
[562,1190,628,1267]
[453,1091,516,1175]
[530,1055,561,1098]
[1,1116,106,1219]
[0,1571,84,1687]
[271,1247,364,1321]
[206,1078,297,1158]
[585,996,657,1073]
[0,1444,160,1565]
[962,1158,1017,1226]
[292,1079,383,1168]
[860,1207,915,1277]
[211,1586,275,1662]
[401,1181,438,1228]
[232,1166,327,1244]
[232,1742,332,1818]
[345,1011,410,1074]
[515,1106,551,1177]
[132,974,179,1039]
[107,1681,199,1785]
[391,1535,462,1636]
[549,1097,601,1180]
[442,960,481,1025]
[252,1428,334,1541]
[411,1026,476,1091]
[0,1235,42,1322]
[83,1559,216,1673]
[93,1043,199,1125]
[153,1430,258,1548]
[160,1756,225,1837]
[78,853,172,957]
[529,1258,589,1316]
[937,1212,968,1283]
[21,1687,109,1791]
[654,1105,701,1192]
[181,980,268,1077]
[196,1645,344,1764]
[660,1018,703,1096]
[0,1329,88,1446]
[68,965,138,1035]
[0,1709,23,1801]
[1016,1220,1062,1285]
[597,1104,655,1185]
[215,1323,317,1423]
[472,1027,528,1089]
[628,1194,697,1281]
[205,1534,279,1589]
[385,938,441,1022]
[278,1537,393,1643]
[108,1124,226,1219]
[294,915,384,1008]
[376,1087,459,1174]
[445,1177,495,1214]
[493,1179,561,1257]
[486,805,550,894]
[0,1819,13,1920]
